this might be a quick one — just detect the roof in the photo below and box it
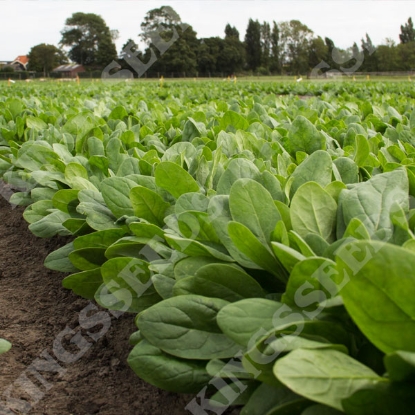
[13,55,29,65]
[53,63,84,72]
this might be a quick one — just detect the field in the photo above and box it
[1,79,415,414]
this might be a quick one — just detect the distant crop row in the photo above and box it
[1,81,415,414]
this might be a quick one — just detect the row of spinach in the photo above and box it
[1,81,415,414]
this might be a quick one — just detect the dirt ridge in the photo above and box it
[0,196,190,415]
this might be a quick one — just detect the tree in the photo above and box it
[218,37,245,75]
[397,41,415,70]
[270,21,280,74]
[198,38,222,75]
[140,5,182,45]
[376,40,401,71]
[360,34,377,71]
[324,37,337,70]
[260,22,271,71]
[245,19,262,71]
[308,36,328,71]
[60,12,117,69]
[221,24,245,74]
[139,6,198,76]
[225,24,240,40]
[27,44,67,75]
[279,20,313,74]
[400,17,415,44]
[158,25,199,75]
[119,39,139,61]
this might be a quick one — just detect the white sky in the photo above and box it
[0,0,413,60]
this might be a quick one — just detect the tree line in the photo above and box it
[7,5,415,76]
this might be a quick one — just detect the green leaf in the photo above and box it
[217,298,287,347]
[69,248,107,271]
[291,182,337,243]
[260,170,285,202]
[130,186,169,226]
[44,242,79,272]
[155,161,199,198]
[7,98,23,119]
[175,192,209,214]
[384,350,415,382]
[129,222,165,241]
[77,190,119,231]
[52,189,80,214]
[23,200,54,224]
[100,257,161,313]
[173,263,265,302]
[288,231,316,257]
[182,117,207,141]
[274,349,383,411]
[337,241,415,353]
[101,177,138,218]
[342,382,415,415]
[65,163,89,183]
[219,110,249,132]
[174,256,226,280]
[62,268,103,299]
[275,200,292,231]
[108,105,128,121]
[138,295,240,359]
[284,115,326,156]
[228,221,287,281]
[165,234,233,262]
[324,181,346,203]
[9,191,32,206]
[337,169,409,239]
[26,116,47,131]
[288,150,333,198]
[177,211,220,243]
[206,358,254,379]
[14,142,62,173]
[343,218,371,240]
[209,380,259,408]
[0,339,11,355]
[217,158,260,194]
[283,257,339,313]
[272,220,290,245]
[271,242,306,273]
[303,234,329,257]
[28,211,72,238]
[65,216,92,234]
[208,195,257,268]
[152,274,175,299]
[229,178,281,243]
[354,134,370,167]
[301,405,343,415]
[87,136,105,157]
[241,384,307,415]
[261,334,348,356]
[128,340,210,393]
[31,187,58,203]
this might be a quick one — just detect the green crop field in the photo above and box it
[1,80,415,414]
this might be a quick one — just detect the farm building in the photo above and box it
[52,63,85,78]
[10,56,29,71]
[0,56,29,71]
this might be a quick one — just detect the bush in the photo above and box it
[1,66,15,73]
[256,66,270,76]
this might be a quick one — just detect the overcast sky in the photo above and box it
[0,0,413,60]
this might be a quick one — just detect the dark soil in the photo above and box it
[0,195,194,415]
